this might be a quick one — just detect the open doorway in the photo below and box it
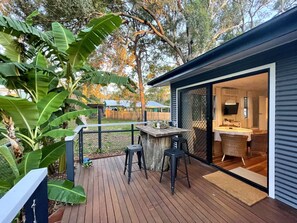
[212,73,268,188]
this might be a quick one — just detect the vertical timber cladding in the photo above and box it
[275,55,297,209]
[171,85,177,122]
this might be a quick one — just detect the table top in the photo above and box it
[213,127,253,141]
[136,125,190,137]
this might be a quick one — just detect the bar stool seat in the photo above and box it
[124,144,148,184]
[160,137,191,194]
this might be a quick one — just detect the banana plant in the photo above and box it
[0,145,86,203]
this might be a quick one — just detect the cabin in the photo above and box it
[148,7,297,209]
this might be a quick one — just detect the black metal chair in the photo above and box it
[124,136,148,184]
[160,136,191,194]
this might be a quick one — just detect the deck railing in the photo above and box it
[0,168,48,223]
[65,121,148,182]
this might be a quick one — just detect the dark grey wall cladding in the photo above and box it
[171,86,177,121]
[168,40,297,209]
[275,55,297,209]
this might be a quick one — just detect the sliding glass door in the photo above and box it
[179,85,212,162]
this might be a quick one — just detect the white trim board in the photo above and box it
[175,63,276,198]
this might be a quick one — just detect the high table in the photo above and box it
[136,125,190,171]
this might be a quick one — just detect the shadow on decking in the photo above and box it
[62,156,297,223]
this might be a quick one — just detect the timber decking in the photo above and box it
[62,156,297,223]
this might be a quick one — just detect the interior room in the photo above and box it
[212,73,268,188]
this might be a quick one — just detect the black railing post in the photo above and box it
[144,110,147,125]
[66,140,74,182]
[24,177,48,223]
[98,108,102,153]
[131,124,134,145]
[79,129,83,164]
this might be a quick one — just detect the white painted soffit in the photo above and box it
[152,30,297,87]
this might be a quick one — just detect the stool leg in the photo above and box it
[124,149,128,175]
[171,155,177,195]
[183,154,191,188]
[141,149,148,179]
[160,154,166,183]
[185,141,191,164]
[137,151,142,169]
[128,151,134,184]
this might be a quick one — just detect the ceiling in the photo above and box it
[214,73,268,91]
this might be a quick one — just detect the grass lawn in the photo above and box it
[73,117,142,158]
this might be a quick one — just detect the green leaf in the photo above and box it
[0,146,19,181]
[65,98,89,109]
[37,91,69,125]
[33,51,48,69]
[18,150,42,175]
[40,141,65,168]
[0,96,38,129]
[27,70,49,102]
[42,129,74,138]
[25,10,39,25]
[48,179,86,204]
[0,63,20,77]
[0,32,20,62]
[50,109,96,126]
[52,22,75,52]
[0,180,12,196]
[67,14,121,68]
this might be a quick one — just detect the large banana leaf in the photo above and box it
[42,129,74,138]
[18,150,42,175]
[0,63,22,77]
[67,14,122,68]
[48,179,86,204]
[52,22,75,52]
[65,98,90,109]
[27,70,50,102]
[37,91,69,125]
[0,16,65,62]
[0,16,53,47]
[0,32,20,62]
[39,141,65,168]
[0,146,19,181]
[49,109,97,126]
[81,70,136,92]
[0,180,12,196]
[0,96,39,129]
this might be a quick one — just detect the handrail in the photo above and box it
[65,122,147,141]
[0,168,48,223]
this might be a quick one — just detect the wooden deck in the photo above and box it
[62,156,297,223]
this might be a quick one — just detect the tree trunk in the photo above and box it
[133,34,146,121]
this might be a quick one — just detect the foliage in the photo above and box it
[0,13,134,204]
[0,145,86,203]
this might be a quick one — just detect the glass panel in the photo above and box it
[180,87,208,160]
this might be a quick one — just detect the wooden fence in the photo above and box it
[105,110,170,121]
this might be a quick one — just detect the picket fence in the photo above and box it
[105,110,170,121]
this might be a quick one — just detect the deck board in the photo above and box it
[62,156,297,223]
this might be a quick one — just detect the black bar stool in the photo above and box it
[171,135,191,176]
[124,136,148,184]
[160,136,191,194]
